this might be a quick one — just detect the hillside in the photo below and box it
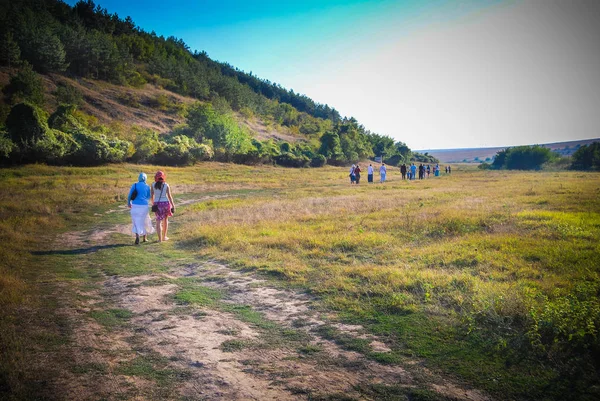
[0,66,301,143]
[418,138,600,163]
[2,0,419,168]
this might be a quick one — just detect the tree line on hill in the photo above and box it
[478,143,600,171]
[0,0,434,167]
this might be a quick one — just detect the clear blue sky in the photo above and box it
[64,0,600,150]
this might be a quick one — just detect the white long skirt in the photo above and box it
[130,204,155,236]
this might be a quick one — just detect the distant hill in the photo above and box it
[417,138,600,163]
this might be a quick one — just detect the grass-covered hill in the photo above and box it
[0,0,425,167]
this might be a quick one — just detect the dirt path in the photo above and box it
[49,222,493,401]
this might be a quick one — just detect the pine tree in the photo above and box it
[0,32,21,68]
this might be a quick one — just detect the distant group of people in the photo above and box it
[350,162,451,184]
[399,163,450,180]
[350,163,388,184]
[127,170,176,244]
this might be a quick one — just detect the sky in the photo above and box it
[64,0,600,150]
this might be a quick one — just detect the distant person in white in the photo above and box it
[367,164,374,183]
[379,163,387,183]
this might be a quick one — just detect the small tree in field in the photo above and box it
[492,145,556,170]
[571,142,600,171]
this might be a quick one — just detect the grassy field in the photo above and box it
[1,163,599,400]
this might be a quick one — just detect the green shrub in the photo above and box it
[48,104,84,133]
[571,142,600,171]
[126,70,147,88]
[6,103,79,164]
[130,127,162,163]
[147,93,169,111]
[67,131,131,166]
[5,102,77,163]
[492,145,557,170]
[528,284,600,353]
[152,135,212,166]
[53,82,83,106]
[3,63,44,106]
[0,130,16,161]
[310,154,326,167]
[118,92,141,107]
[5,103,47,146]
[274,152,310,168]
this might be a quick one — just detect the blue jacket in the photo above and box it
[128,182,151,205]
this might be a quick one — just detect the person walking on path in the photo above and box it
[434,163,440,177]
[367,164,374,183]
[354,164,362,184]
[448,165,452,174]
[349,164,356,184]
[151,170,175,242]
[400,163,407,180]
[427,165,431,178]
[379,163,387,183]
[410,163,417,180]
[418,164,424,180]
[127,173,155,245]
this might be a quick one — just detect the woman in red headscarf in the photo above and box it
[151,170,175,242]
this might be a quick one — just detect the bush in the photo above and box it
[232,148,263,165]
[126,70,147,88]
[5,104,79,164]
[243,139,279,165]
[274,152,310,167]
[147,93,169,111]
[118,92,141,107]
[53,82,83,106]
[571,142,600,171]
[5,103,48,146]
[310,154,326,167]
[384,154,404,166]
[67,131,131,166]
[492,145,556,170]
[0,130,16,161]
[152,135,212,166]
[3,62,44,106]
[48,104,84,133]
[130,127,162,163]
[411,152,438,163]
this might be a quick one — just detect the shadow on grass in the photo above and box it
[32,243,130,255]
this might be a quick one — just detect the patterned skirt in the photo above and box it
[154,201,173,221]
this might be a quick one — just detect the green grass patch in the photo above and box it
[298,344,323,355]
[220,339,252,352]
[90,308,133,328]
[172,279,223,306]
[116,354,190,386]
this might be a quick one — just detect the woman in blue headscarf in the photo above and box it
[127,173,155,245]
